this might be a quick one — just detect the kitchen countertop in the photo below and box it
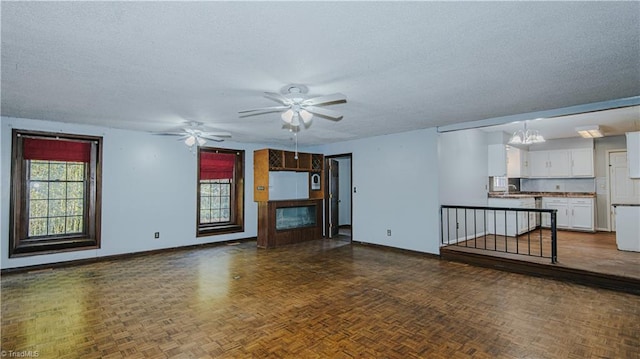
[488,192,596,199]
[612,203,640,207]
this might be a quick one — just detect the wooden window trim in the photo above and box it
[9,130,102,257]
[197,147,245,237]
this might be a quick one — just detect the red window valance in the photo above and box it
[23,137,91,162]
[200,152,236,180]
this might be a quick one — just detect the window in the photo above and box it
[197,147,244,236]
[10,130,102,257]
[492,176,507,191]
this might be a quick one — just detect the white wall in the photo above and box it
[0,116,262,269]
[438,129,490,243]
[310,128,440,254]
[438,129,489,206]
[268,172,309,200]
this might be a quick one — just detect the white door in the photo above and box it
[609,151,640,231]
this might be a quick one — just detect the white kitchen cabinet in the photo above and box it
[542,197,594,231]
[487,198,537,236]
[548,150,571,177]
[488,144,507,177]
[488,144,527,178]
[541,198,570,228]
[569,148,594,177]
[519,150,529,178]
[529,151,549,178]
[627,132,640,178]
[507,146,528,178]
[529,150,570,178]
[529,149,591,178]
[570,198,595,230]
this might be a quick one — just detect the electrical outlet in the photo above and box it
[555,185,560,190]
[154,232,160,239]
[387,229,391,236]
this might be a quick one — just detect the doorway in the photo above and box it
[325,154,353,241]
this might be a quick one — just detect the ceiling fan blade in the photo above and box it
[304,105,343,120]
[264,92,294,105]
[238,105,290,114]
[302,93,347,106]
[153,131,186,136]
[202,131,232,138]
[199,135,225,142]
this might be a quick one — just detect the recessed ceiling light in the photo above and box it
[575,125,603,138]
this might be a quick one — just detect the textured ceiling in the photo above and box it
[2,2,639,145]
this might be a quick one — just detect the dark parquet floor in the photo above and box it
[2,238,639,358]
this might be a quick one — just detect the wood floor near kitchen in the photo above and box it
[441,229,640,293]
[2,238,639,358]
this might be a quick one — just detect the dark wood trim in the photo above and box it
[1,237,258,275]
[440,246,640,295]
[196,147,245,237]
[324,153,353,240]
[9,129,103,257]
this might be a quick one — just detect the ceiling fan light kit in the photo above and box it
[154,120,232,149]
[239,84,346,131]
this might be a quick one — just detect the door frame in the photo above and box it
[325,153,353,240]
[606,149,627,232]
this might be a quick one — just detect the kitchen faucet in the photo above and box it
[506,184,517,194]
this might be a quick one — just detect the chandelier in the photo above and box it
[508,122,545,145]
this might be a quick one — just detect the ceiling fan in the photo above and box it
[154,121,232,147]
[239,84,347,129]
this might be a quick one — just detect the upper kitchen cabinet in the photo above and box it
[528,148,593,178]
[488,144,507,176]
[507,146,528,178]
[569,148,595,177]
[627,132,640,178]
[529,150,571,178]
[488,144,528,177]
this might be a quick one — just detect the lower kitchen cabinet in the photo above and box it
[486,198,537,236]
[542,197,594,231]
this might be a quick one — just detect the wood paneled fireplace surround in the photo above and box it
[254,149,324,248]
